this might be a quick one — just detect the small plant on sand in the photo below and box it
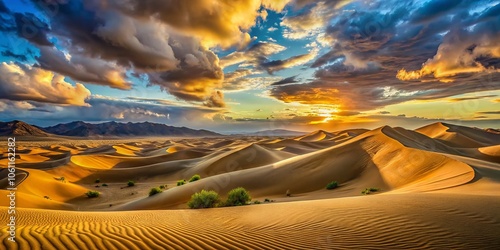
[55,176,66,183]
[159,185,165,189]
[127,180,135,187]
[95,179,101,183]
[44,196,50,199]
[224,187,252,206]
[85,190,100,198]
[326,181,339,190]
[188,190,220,209]
[149,187,162,196]
[102,183,108,187]
[253,200,261,204]
[361,187,379,195]
[177,180,186,186]
[264,198,270,202]
[189,174,201,182]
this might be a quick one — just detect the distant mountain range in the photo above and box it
[0,120,50,137]
[0,120,221,137]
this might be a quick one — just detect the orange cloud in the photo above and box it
[0,62,91,106]
[397,23,500,82]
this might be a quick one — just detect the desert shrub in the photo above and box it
[188,190,220,209]
[264,198,270,202]
[127,180,135,187]
[159,185,165,189]
[44,196,50,199]
[177,180,186,186]
[225,187,252,206]
[326,181,338,190]
[95,179,101,183]
[85,191,100,198]
[361,187,379,195]
[189,174,201,182]
[102,183,108,187]
[149,187,163,196]
[253,200,261,204]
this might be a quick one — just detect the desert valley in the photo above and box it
[1,121,499,249]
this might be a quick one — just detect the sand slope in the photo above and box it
[0,123,498,249]
[2,193,499,249]
[117,127,475,210]
[416,122,500,147]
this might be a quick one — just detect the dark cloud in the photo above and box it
[271,0,500,111]
[448,95,497,102]
[261,49,318,74]
[1,50,28,61]
[0,0,8,13]
[0,62,91,106]
[476,111,500,115]
[0,96,221,127]
[26,0,225,105]
[271,76,299,86]
[410,0,464,24]
[13,12,52,46]
[36,46,132,90]
[336,111,361,116]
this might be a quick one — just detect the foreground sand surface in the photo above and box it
[1,122,499,249]
[1,194,499,249]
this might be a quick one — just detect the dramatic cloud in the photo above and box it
[37,46,131,90]
[0,95,224,127]
[476,111,500,115]
[281,0,353,39]
[118,0,289,48]
[448,95,498,102]
[23,0,226,106]
[0,62,91,106]
[271,0,500,112]
[271,76,299,86]
[220,42,286,68]
[13,12,53,46]
[261,49,319,74]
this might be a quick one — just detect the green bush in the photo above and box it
[361,187,379,195]
[85,190,100,198]
[225,187,252,206]
[159,185,165,189]
[326,181,338,190]
[188,190,220,209]
[264,198,270,202]
[177,180,186,186]
[189,174,201,182]
[127,180,135,187]
[95,179,101,183]
[253,200,261,204]
[149,187,163,196]
[102,183,108,187]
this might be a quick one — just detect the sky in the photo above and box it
[0,0,499,133]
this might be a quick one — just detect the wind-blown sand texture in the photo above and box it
[1,122,499,249]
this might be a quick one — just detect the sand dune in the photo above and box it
[1,122,499,248]
[416,122,500,147]
[294,130,335,142]
[117,126,475,210]
[2,193,499,249]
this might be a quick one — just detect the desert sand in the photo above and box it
[1,122,500,249]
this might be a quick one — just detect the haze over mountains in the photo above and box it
[0,120,221,137]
